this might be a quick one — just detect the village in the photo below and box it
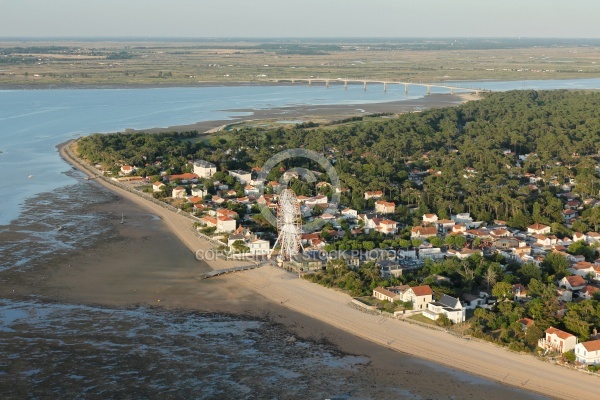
[108,150,600,371]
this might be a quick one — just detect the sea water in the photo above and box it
[2,78,600,225]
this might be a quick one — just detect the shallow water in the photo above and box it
[0,299,375,399]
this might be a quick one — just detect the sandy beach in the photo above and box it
[48,136,600,399]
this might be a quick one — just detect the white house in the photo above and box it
[562,209,578,222]
[364,190,383,200]
[411,226,437,239]
[559,275,586,291]
[248,238,270,256]
[575,340,600,365]
[586,232,600,244]
[462,294,487,310]
[200,215,236,233]
[341,208,358,219]
[569,262,596,278]
[305,195,328,206]
[120,165,134,175]
[527,223,551,235]
[172,186,186,199]
[422,213,438,224]
[228,170,252,184]
[538,327,578,353]
[191,186,207,198]
[193,160,216,178]
[375,219,398,235]
[402,285,433,310]
[447,248,483,260]
[423,294,466,323]
[375,200,395,214]
[153,181,165,192]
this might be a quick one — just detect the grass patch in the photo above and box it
[407,313,437,325]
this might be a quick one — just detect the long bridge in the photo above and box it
[269,78,490,95]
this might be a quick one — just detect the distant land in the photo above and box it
[1,38,599,87]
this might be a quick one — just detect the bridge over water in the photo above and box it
[269,78,490,95]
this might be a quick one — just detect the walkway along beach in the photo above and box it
[60,139,600,399]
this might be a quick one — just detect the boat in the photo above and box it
[121,214,124,224]
[28,175,34,179]
[57,225,63,231]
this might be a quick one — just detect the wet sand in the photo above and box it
[136,92,478,134]
[0,179,546,400]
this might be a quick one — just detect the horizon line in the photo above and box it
[2,36,600,41]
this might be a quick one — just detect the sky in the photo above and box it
[1,0,600,38]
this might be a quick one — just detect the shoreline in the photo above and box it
[134,92,478,134]
[57,139,599,399]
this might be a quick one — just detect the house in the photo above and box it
[573,232,586,242]
[435,219,456,233]
[559,275,586,291]
[120,165,134,175]
[418,247,444,260]
[527,223,551,235]
[575,340,600,365]
[373,287,401,302]
[423,294,466,323]
[375,200,395,214]
[562,209,578,222]
[172,186,187,199]
[587,232,600,244]
[187,196,203,204]
[411,226,437,239]
[517,318,535,332]
[341,208,358,219]
[569,262,596,278]
[305,195,328,206]
[152,181,165,192]
[513,284,529,302]
[538,327,578,353]
[422,214,438,224]
[228,170,252,184]
[462,293,486,310]
[580,285,599,300]
[375,219,398,235]
[248,238,270,256]
[534,234,559,247]
[364,190,383,200]
[190,186,206,197]
[359,214,398,235]
[200,215,236,233]
[289,253,322,272]
[165,173,199,183]
[216,208,238,219]
[402,285,433,310]
[447,248,483,260]
[193,160,216,178]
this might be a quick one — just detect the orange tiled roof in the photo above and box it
[546,327,575,340]
[411,285,433,296]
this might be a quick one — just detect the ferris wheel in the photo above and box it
[269,188,303,261]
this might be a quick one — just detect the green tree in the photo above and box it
[429,237,444,248]
[519,263,542,285]
[492,281,513,299]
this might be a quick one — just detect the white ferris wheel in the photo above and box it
[269,188,303,261]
